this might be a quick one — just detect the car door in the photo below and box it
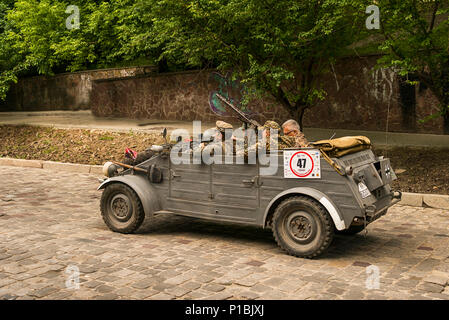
[211,158,260,225]
[166,159,214,218]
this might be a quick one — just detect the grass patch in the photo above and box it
[99,135,114,141]
[0,125,163,166]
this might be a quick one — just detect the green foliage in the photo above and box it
[0,0,17,100]
[0,0,84,100]
[150,0,367,123]
[0,0,159,101]
[99,135,114,141]
[2,0,446,132]
[376,0,449,130]
[0,0,369,124]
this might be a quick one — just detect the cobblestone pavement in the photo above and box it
[0,165,449,300]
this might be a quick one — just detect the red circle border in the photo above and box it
[289,151,314,178]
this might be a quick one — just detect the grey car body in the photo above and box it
[98,145,401,257]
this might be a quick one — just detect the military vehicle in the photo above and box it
[98,98,401,258]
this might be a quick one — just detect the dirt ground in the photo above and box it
[0,125,448,194]
[0,125,164,165]
[373,145,449,195]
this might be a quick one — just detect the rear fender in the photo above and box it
[98,175,161,217]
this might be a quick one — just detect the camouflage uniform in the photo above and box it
[236,120,293,157]
[263,120,296,150]
[216,120,233,134]
[282,121,309,148]
[216,120,234,155]
[291,131,309,148]
[280,135,297,148]
[200,121,234,155]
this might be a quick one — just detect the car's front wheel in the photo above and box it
[272,196,334,258]
[100,183,145,233]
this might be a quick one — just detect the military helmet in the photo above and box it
[263,120,281,131]
[216,120,233,133]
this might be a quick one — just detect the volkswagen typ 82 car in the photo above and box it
[98,131,401,258]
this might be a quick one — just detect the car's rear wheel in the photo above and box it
[100,183,145,233]
[272,196,334,258]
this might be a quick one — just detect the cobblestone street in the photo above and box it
[0,165,448,300]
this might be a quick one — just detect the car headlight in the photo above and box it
[102,161,118,177]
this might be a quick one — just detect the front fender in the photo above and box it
[263,187,346,231]
[98,174,161,218]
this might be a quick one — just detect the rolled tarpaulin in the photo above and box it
[311,136,372,158]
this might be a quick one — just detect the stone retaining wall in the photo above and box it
[90,56,443,134]
[2,55,444,134]
[2,65,156,111]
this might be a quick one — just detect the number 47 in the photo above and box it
[297,158,306,169]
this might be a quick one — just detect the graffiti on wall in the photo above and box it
[208,72,256,117]
[363,67,396,103]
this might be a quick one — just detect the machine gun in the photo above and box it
[215,93,261,129]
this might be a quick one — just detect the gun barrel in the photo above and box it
[215,93,260,127]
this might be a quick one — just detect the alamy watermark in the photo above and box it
[65,5,80,30]
[365,265,380,290]
[65,265,80,289]
[366,5,380,30]
[62,5,379,32]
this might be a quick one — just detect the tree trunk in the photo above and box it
[274,87,309,131]
[298,106,307,131]
[399,76,417,132]
[444,112,449,135]
[290,104,308,131]
[443,98,449,135]
[157,57,169,73]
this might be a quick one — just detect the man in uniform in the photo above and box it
[197,120,234,155]
[281,119,309,148]
[262,120,296,150]
[237,120,294,157]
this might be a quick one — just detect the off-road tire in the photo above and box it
[100,183,145,233]
[272,196,334,258]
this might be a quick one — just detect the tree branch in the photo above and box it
[275,86,294,111]
[428,0,440,33]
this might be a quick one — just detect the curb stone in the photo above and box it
[90,165,104,175]
[0,157,102,176]
[42,161,91,173]
[0,158,43,168]
[0,157,448,209]
[399,192,449,210]
[400,192,423,207]
[422,194,449,210]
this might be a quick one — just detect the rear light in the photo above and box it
[344,166,353,176]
